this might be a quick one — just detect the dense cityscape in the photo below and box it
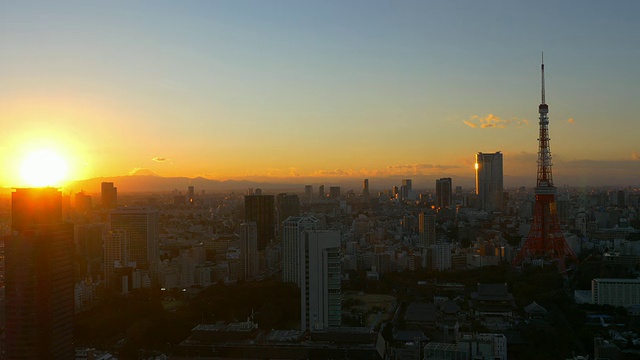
[2,2,640,360]
[1,142,640,359]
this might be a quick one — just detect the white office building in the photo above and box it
[301,230,341,331]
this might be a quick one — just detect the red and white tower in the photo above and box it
[513,55,578,272]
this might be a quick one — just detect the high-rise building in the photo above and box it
[304,185,313,201]
[101,181,118,209]
[6,188,74,359]
[103,229,129,289]
[431,243,452,271]
[300,230,341,331]
[109,207,159,270]
[75,190,92,213]
[401,179,412,200]
[74,222,106,279]
[475,152,504,212]
[239,222,259,280]
[418,212,436,248]
[282,216,319,285]
[318,185,325,199]
[436,178,453,209]
[329,186,341,199]
[362,179,370,200]
[276,193,301,235]
[244,195,275,251]
[188,185,195,204]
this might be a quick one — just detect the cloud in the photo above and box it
[312,169,354,176]
[129,168,158,176]
[289,168,300,177]
[632,152,640,161]
[384,163,461,176]
[464,114,529,129]
[568,118,575,124]
[152,156,168,162]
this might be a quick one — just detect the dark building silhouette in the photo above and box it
[6,188,74,359]
[109,207,159,270]
[245,195,275,251]
[329,186,341,199]
[436,178,452,209]
[362,179,370,200]
[304,185,313,201]
[188,185,195,204]
[276,193,301,235]
[75,190,92,213]
[101,181,118,209]
[401,179,412,200]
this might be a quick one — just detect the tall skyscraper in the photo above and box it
[418,211,436,248]
[318,185,325,199]
[244,195,275,251]
[276,193,301,234]
[436,178,453,209]
[304,185,313,201]
[6,188,74,359]
[109,207,159,270]
[300,230,341,331]
[401,179,412,200]
[513,57,577,272]
[103,229,129,289]
[74,222,106,279]
[239,222,259,280]
[188,185,195,204]
[75,190,92,213]
[475,152,504,212]
[101,181,118,209]
[282,216,319,285]
[362,179,370,200]
[329,186,341,199]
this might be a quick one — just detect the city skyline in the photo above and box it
[2,1,639,188]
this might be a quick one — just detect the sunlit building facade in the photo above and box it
[475,152,504,212]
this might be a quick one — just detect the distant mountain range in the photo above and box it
[65,175,295,194]
[62,174,484,195]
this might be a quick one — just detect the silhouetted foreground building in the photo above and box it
[101,181,117,209]
[5,188,74,359]
[244,195,275,251]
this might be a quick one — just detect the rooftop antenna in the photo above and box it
[541,52,545,105]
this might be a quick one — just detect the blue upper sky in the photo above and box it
[1,1,639,187]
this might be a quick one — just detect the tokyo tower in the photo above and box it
[513,55,578,272]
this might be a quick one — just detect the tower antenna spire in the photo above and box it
[541,52,545,105]
[513,55,578,273]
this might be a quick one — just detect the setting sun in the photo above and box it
[20,149,69,187]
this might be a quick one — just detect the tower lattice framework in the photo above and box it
[513,55,577,272]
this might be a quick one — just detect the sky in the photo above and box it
[1,0,639,189]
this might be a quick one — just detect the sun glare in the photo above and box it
[20,149,69,187]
